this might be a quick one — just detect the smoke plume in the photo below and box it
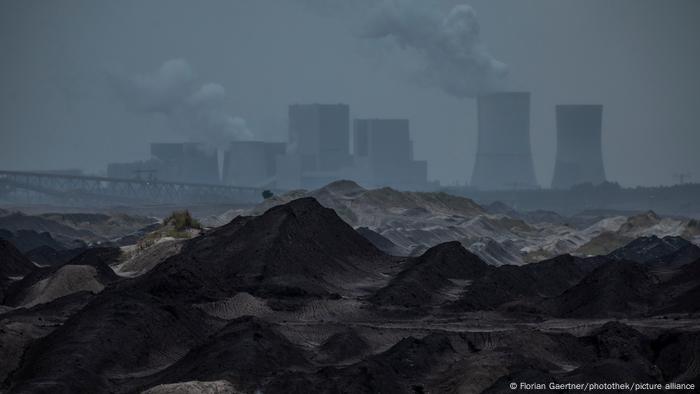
[362,0,507,97]
[116,59,252,146]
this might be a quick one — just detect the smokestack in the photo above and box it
[470,92,537,190]
[551,105,606,189]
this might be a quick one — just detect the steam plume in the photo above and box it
[362,0,507,97]
[116,59,252,146]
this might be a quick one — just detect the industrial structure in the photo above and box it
[150,143,219,184]
[470,92,538,190]
[0,170,265,204]
[288,104,351,172]
[222,141,285,187]
[551,105,606,189]
[108,143,219,185]
[353,119,427,190]
[6,95,618,202]
[277,104,430,190]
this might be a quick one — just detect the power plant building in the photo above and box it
[551,105,606,189]
[150,143,219,184]
[288,104,351,172]
[222,141,285,187]
[106,103,434,192]
[353,119,427,190]
[470,92,538,190]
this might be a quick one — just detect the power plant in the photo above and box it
[288,104,352,172]
[103,97,610,193]
[551,105,606,189]
[150,143,219,185]
[222,141,285,187]
[470,92,538,190]
[107,142,219,184]
[106,103,431,191]
[353,119,428,190]
[277,107,430,190]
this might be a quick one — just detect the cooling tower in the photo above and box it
[551,105,606,189]
[470,92,537,190]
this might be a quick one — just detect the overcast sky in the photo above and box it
[1,0,698,187]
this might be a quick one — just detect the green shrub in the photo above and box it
[164,210,201,231]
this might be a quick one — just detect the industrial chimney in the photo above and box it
[551,105,606,189]
[470,92,537,190]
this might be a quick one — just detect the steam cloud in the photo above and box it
[362,0,507,97]
[117,59,252,146]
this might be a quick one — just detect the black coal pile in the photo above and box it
[137,316,310,392]
[0,291,94,384]
[3,247,121,307]
[317,329,371,363]
[0,240,34,280]
[609,235,700,266]
[7,293,221,393]
[356,226,409,256]
[132,197,390,302]
[1,197,698,394]
[371,242,488,308]
[655,258,700,313]
[268,333,459,394]
[543,260,658,318]
[0,240,35,302]
[447,254,596,312]
[23,245,86,266]
[0,229,68,253]
[2,198,391,392]
[0,212,94,246]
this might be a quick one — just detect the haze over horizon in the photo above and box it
[1,0,698,187]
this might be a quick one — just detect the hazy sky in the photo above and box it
[1,0,698,187]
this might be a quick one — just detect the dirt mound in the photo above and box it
[609,235,700,266]
[318,329,371,363]
[0,291,94,384]
[269,333,458,394]
[114,239,184,277]
[40,212,158,240]
[451,254,593,312]
[372,242,489,308]
[356,226,409,256]
[115,222,162,246]
[134,197,391,302]
[0,229,67,253]
[4,247,120,307]
[24,245,86,266]
[1,239,36,302]
[141,380,242,394]
[546,260,658,317]
[653,331,700,384]
[7,292,221,393]
[655,258,700,313]
[0,212,98,244]
[466,237,524,266]
[0,239,35,279]
[194,292,272,320]
[576,231,633,256]
[2,195,699,392]
[142,316,309,392]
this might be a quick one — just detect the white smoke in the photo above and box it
[362,0,507,97]
[117,59,252,147]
